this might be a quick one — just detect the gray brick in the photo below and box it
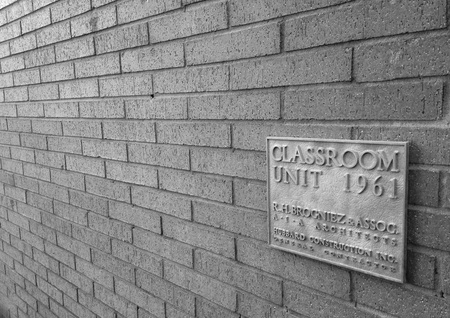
[132,185,191,220]
[189,92,280,120]
[237,238,351,299]
[197,298,239,318]
[408,169,440,207]
[191,148,265,180]
[187,23,279,65]
[54,200,88,225]
[406,250,435,289]
[106,161,157,187]
[355,274,449,318]
[112,239,162,276]
[109,200,160,233]
[353,126,449,165]
[149,1,227,43]
[21,8,51,33]
[36,21,71,47]
[39,180,70,202]
[92,249,135,282]
[48,136,82,154]
[60,263,93,294]
[76,259,114,292]
[94,283,138,318]
[72,224,111,253]
[129,143,189,170]
[0,73,13,89]
[86,175,130,202]
[78,290,116,318]
[24,46,55,68]
[165,261,236,310]
[21,133,47,150]
[164,216,235,258]
[2,158,23,174]
[158,122,230,147]
[193,201,266,241]
[34,0,58,10]
[63,294,96,318]
[63,120,102,138]
[154,65,228,93]
[95,23,148,54]
[69,189,108,216]
[8,119,31,132]
[29,83,59,101]
[75,53,120,78]
[88,213,133,242]
[125,97,187,119]
[79,99,125,118]
[0,104,16,116]
[27,191,53,212]
[355,34,450,82]
[103,120,155,142]
[5,185,26,202]
[122,42,184,72]
[284,80,443,120]
[115,279,165,317]
[44,102,78,118]
[233,122,351,151]
[56,37,95,62]
[133,228,193,267]
[1,56,25,73]
[5,0,32,22]
[36,150,65,168]
[66,155,104,177]
[230,0,351,26]
[237,292,277,318]
[51,0,91,23]
[234,179,266,211]
[41,62,75,82]
[160,169,232,203]
[24,162,51,181]
[71,5,116,37]
[0,43,10,58]
[57,233,90,260]
[99,74,152,97]
[60,79,99,99]
[136,269,195,315]
[285,281,375,318]
[0,22,20,42]
[51,169,84,190]
[10,34,37,54]
[408,209,450,252]
[44,241,75,268]
[93,0,115,7]
[231,48,351,89]
[0,131,20,145]
[13,69,40,86]
[196,249,281,303]
[82,139,127,161]
[117,0,181,24]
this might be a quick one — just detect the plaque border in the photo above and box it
[266,137,409,283]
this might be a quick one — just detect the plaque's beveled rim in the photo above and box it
[266,137,409,283]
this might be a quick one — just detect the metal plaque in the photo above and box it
[267,137,408,282]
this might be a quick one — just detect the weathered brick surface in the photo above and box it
[95,23,148,54]
[186,23,280,65]
[355,34,450,82]
[0,1,448,318]
[148,1,227,43]
[284,80,443,120]
[229,0,351,26]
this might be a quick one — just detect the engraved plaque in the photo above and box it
[267,138,408,282]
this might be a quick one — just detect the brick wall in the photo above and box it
[0,0,449,317]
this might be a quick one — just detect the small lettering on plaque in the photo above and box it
[267,137,408,283]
